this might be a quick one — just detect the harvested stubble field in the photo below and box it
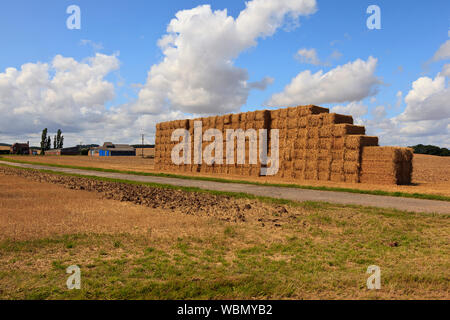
[0,166,449,300]
[3,153,450,197]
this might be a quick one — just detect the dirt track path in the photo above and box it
[1,160,449,214]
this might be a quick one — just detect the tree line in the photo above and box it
[40,128,64,155]
[409,144,450,157]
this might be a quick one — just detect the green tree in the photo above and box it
[54,135,57,149]
[56,129,64,149]
[46,136,51,151]
[40,128,48,155]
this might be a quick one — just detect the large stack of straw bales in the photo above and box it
[155,105,413,185]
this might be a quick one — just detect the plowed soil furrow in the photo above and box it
[0,166,293,226]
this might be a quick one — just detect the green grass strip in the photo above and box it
[1,156,449,202]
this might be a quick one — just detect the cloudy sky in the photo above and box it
[0,0,449,147]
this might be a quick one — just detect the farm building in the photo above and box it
[133,144,155,158]
[90,142,136,157]
[45,146,80,156]
[0,145,11,155]
[10,142,30,155]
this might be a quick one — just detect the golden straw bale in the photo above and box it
[319,126,333,138]
[331,160,344,173]
[307,115,321,127]
[271,109,280,119]
[288,107,298,118]
[332,137,343,150]
[318,159,331,171]
[223,114,231,124]
[246,111,256,121]
[293,149,305,159]
[345,173,359,183]
[277,108,287,118]
[288,118,298,129]
[306,138,319,149]
[322,113,354,125]
[288,129,298,139]
[319,138,332,149]
[305,149,318,160]
[362,146,403,163]
[305,170,319,181]
[307,127,320,138]
[318,150,331,160]
[298,105,329,116]
[343,161,359,174]
[345,135,378,150]
[330,172,345,182]
[319,171,331,181]
[333,124,366,137]
[231,114,240,124]
[360,173,396,185]
[255,110,265,121]
[294,138,306,149]
[293,159,305,170]
[299,117,308,128]
[344,150,360,161]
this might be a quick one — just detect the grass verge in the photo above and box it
[1,156,449,202]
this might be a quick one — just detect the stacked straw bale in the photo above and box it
[360,147,413,185]
[154,105,412,185]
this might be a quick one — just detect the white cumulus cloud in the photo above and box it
[267,57,380,106]
[0,53,119,136]
[133,0,318,115]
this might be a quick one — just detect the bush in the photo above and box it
[409,144,450,157]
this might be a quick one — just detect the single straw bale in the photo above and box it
[305,149,319,160]
[330,172,345,182]
[332,137,345,150]
[298,105,329,116]
[318,171,331,181]
[223,114,232,124]
[319,138,332,149]
[305,169,319,181]
[331,160,344,173]
[246,111,256,121]
[288,107,298,118]
[306,138,319,149]
[343,161,359,174]
[299,117,308,128]
[307,127,319,138]
[288,118,298,129]
[318,159,331,171]
[294,149,305,159]
[297,128,308,138]
[345,135,379,150]
[344,150,360,161]
[345,173,359,183]
[307,115,321,127]
[279,108,288,119]
[318,150,330,160]
[319,126,333,138]
[294,159,305,170]
[288,129,298,139]
[255,110,265,121]
[271,109,280,119]
[294,138,307,149]
[333,124,366,136]
[322,113,354,125]
[231,113,240,124]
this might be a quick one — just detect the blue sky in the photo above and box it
[0,0,449,146]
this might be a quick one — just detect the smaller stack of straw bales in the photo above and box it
[360,147,413,185]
